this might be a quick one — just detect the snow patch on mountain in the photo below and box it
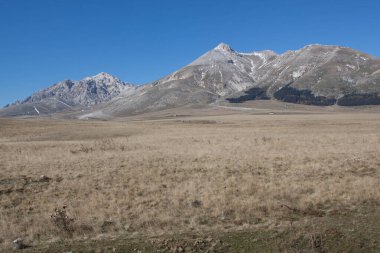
[33,106,40,114]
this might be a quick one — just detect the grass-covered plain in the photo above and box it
[0,112,379,252]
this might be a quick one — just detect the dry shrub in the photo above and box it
[50,206,75,237]
[309,233,325,253]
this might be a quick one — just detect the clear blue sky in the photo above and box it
[1,0,379,106]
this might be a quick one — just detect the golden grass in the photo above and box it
[0,113,379,248]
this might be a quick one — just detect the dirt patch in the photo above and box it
[0,176,51,197]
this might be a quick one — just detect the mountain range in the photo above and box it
[2,43,380,118]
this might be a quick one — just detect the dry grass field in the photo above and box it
[0,111,380,252]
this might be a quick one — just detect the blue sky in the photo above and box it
[1,0,379,106]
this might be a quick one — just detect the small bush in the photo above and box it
[50,206,75,236]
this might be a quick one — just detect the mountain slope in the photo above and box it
[79,81,219,118]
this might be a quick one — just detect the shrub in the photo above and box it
[50,206,75,236]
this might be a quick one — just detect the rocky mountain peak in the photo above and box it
[85,72,122,83]
[214,42,234,52]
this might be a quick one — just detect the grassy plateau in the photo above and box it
[0,110,379,252]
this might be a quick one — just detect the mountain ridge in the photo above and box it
[2,43,380,118]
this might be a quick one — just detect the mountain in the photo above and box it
[155,43,278,96]
[83,43,275,117]
[244,44,380,106]
[2,43,380,118]
[1,72,134,117]
[84,43,380,118]
[154,43,380,106]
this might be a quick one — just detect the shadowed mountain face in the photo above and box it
[2,43,380,118]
